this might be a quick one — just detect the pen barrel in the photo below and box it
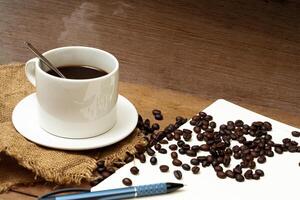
[136,183,167,197]
[53,187,136,200]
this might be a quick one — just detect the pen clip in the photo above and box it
[38,188,90,200]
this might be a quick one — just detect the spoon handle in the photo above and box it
[24,42,66,78]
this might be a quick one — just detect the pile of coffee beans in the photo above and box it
[91,109,300,187]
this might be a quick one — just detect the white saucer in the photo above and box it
[12,93,138,150]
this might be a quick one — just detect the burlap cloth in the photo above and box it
[0,63,144,192]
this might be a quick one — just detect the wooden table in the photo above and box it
[0,0,299,199]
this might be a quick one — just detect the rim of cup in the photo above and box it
[35,46,119,83]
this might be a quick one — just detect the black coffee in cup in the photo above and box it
[47,65,108,79]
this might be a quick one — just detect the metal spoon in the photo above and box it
[24,41,66,78]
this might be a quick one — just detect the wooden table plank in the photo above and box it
[0,191,37,200]
[0,0,299,114]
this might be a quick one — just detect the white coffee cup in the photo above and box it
[25,46,119,138]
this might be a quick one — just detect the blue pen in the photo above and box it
[40,182,183,200]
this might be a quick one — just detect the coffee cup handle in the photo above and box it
[25,58,37,87]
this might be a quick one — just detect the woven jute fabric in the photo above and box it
[0,63,144,192]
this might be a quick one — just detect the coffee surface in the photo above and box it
[47,65,108,79]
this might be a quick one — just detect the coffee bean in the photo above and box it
[144,119,150,127]
[113,160,125,168]
[96,160,105,168]
[90,177,103,186]
[152,109,161,115]
[190,120,197,126]
[125,153,134,163]
[155,114,163,120]
[177,140,185,147]
[212,160,219,167]
[204,115,213,121]
[217,171,226,179]
[199,112,207,118]
[169,144,178,151]
[106,167,115,174]
[174,133,181,141]
[213,165,222,171]
[97,166,106,173]
[166,133,174,141]
[288,146,298,153]
[290,140,298,146]
[174,170,182,180]
[235,174,245,182]
[193,126,201,133]
[182,164,191,171]
[174,129,183,135]
[146,148,155,156]
[223,156,231,167]
[201,160,209,167]
[130,166,139,175]
[225,170,235,178]
[238,136,246,144]
[101,171,111,178]
[182,129,192,134]
[282,138,291,144]
[199,144,210,151]
[206,155,213,163]
[122,178,132,186]
[172,159,182,166]
[152,123,160,130]
[292,131,300,137]
[182,144,190,150]
[158,148,167,154]
[154,144,161,150]
[275,146,283,154]
[232,145,240,153]
[160,165,169,172]
[197,133,204,141]
[265,150,274,157]
[190,158,200,165]
[176,116,184,122]
[171,152,178,159]
[255,169,264,177]
[186,150,196,157]
[209,121,217,128]
[136,153,146,163]
[248,161,256,169]
[252,173,260,180]
[235,120,244,127]
[179,148,186,155]
[150,157,157,165]
[263,121,272,131]
[154,131,167,143]
[197,156,207,162]
[183,132,192,141]
[192,166,200,174]
[265,134,272,141]
[233,166,242,174]
[159,139,168,144]
[233,152,242,159]
[191,145,200,152]
[257,156,266,164]
[244,170,253,179]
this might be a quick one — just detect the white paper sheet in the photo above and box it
[92,99,300,199]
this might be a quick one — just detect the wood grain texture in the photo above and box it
[0,0,299,114]
[0,0,299,198]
